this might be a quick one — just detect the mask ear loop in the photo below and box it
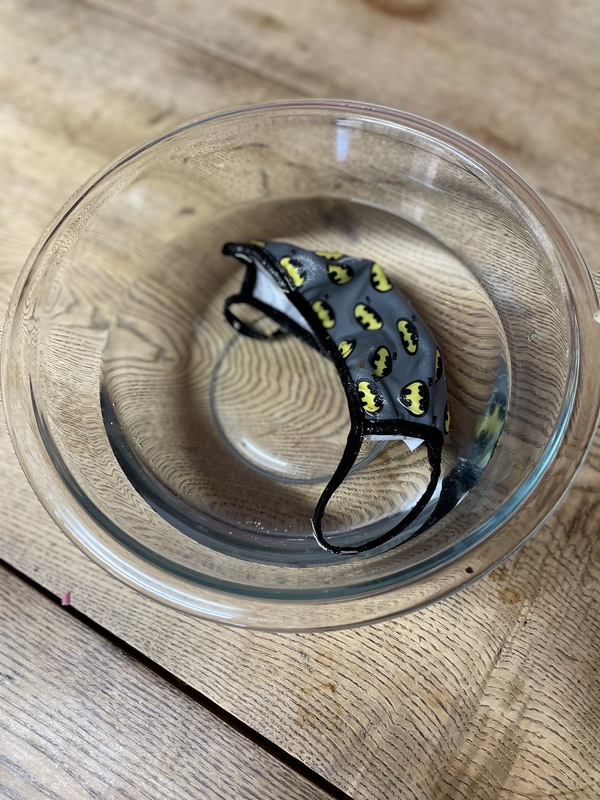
[311,437,442,555]
[224,293,287,341]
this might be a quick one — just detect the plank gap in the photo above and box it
[0,558,354,800]
[80,0,309,98]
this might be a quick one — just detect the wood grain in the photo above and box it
[2,476,600,800]
[0,566,333,800]
[1,0,600,798]
[92,0,600,208]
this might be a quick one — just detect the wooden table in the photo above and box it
[1,1,599,797]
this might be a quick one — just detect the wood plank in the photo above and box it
[3,462,600,800]
[0,567,332,800]
[91,0,600,211]
[1,0,600,799]
[0,0,284,286]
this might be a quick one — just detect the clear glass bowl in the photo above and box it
[3,100,599,630]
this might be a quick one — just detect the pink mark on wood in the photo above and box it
[60,591,71,606]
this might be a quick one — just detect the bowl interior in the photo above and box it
[4,102,598,628]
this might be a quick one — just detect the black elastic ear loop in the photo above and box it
[224,294,322,352]
[224,294,286,341]
[223,243,287,341]
[311,438,443,555]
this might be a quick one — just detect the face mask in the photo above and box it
[223,241,449,555]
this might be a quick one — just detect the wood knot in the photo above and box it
[498,586,522,605]
[363,0,437,17]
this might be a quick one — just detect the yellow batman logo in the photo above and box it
[250,239,266,247]
[327,263,353,285]
[444,404,451,435]
[338,339,356,359]
[280,256,305,287]
[370,263,393,292]
[354,303,383,330]
[399,380,429,417]
[397,319,419,355]
[312,299,336,329]
[371,346,392,379]
[435,348,443,381]
[315,250,344,260]
[475,403,505,441]
[357,380,383,414]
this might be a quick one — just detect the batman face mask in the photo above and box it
[223,241,449,555]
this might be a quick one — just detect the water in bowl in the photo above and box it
[100,196,509,564]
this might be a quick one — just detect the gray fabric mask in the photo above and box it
[223,240,449,554]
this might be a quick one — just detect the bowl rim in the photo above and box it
[2,98,600,631]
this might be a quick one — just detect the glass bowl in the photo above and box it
[3,100,599,630]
